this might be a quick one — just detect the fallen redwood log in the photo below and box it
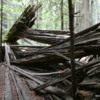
[33,29,70,35]
[6,4,69,45]
[2,2,100,100]
[10,24,100,64]
[2,43,100,100]
[19,29,69,44]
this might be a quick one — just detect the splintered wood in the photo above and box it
[0,4,100,100]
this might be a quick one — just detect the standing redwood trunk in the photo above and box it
[61,0,64,30]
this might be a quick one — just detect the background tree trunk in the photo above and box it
[74,0,100,32]
[0,0,2,62]
[61,0,64,30]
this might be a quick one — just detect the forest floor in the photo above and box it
[0,64,45,100]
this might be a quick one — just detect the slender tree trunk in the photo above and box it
[0,0,3,62]
[68,0,77,99]
[61,0,64,30]
[37,0,39,28]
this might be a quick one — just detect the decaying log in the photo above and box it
[1,3,100,100]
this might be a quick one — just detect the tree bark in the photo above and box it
[68,0,77,99]
[0,0,3,62]
[61,0,64,30]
